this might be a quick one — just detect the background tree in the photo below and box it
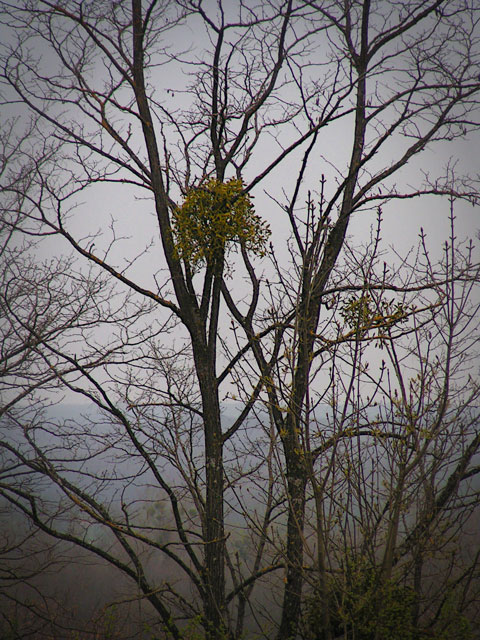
[0,1,479,639]
[294,203,480,639]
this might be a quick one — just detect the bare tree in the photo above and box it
[0,1,479,639]
[291,202,480,639]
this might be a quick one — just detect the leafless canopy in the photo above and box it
[1,2,480,639]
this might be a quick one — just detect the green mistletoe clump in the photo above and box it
[173,178,270,268]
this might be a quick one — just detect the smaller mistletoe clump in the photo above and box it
[340,294,408,333]
[173,178,270,268]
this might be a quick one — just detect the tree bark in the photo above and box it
[192,330,226,638]
[278,458,307,640]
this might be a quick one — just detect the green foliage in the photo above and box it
[433,592,474,640]
[176,614,230,640]
[306,555,476,640]
[340,294,374,331]
[306,558,416,640]
[102,605,120,639]
[172,178,270,268]
[340,294,408,333]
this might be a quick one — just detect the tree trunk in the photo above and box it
[194,343,226,639]
[277,454,307,640]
